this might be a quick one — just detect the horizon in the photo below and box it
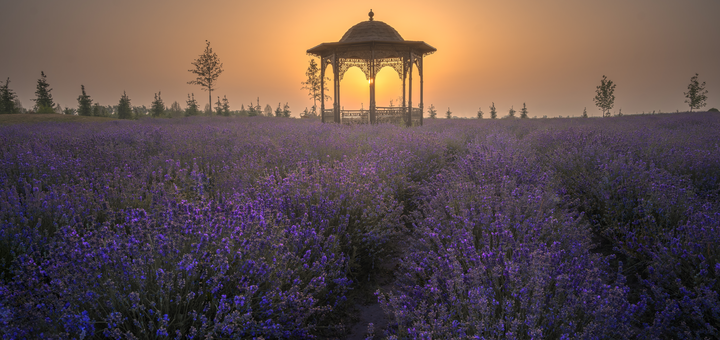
[1,0,718,118]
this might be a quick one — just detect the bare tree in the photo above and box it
[188,40,224,112]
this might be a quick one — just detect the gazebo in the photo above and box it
[307,10,436,126]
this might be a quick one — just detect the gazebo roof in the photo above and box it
[307,11,436,57]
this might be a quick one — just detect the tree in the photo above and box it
[301,59,331,115]
[264,104,273,117]
[282,102,291,118]
[33,71,55,113]
[117,91,132,119]
[618,108,623,117]
[0,77,19,114]
[186,93,200,116]
[63,107,75,115]
[490,102,497,119]
[684,73,708,112]
[215,96,223,115]
[446,107,452,119]
[151,91,164,117]
[93,103,109,117]
[508,106,516,118]
[593,75,616,117]
[477,107,483,119]
[77,85,93,116]
[247,102,258,117]
[582,107,588,118]
[275,102,283,117]
[427,104,437,119]
[169,101,182,116]
[188,40,224,113]
[520,103,528,119]
[222,96,230,116]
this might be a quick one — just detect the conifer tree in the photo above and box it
[582,107,588,118]
[33,71,55,113]
[508,106,516,118]
[490,102,497,119]
[151,91,165,117]
[301,59,331,116]
[222,95,230,116]
[685,73,708,112]
[215,96,223,115]
[185,93,200,116]
[520,103,528,118]
[0,77,19,114]
[427,104,437,119]
[118,91,132,119]
[274,102,282,117]
[188,40,224,113]
[77,85,93,116]
[477,107,483,119]
[248,102,257,116]
[446,107,452,119]
[282,102,291,118]
[63,107,75,115]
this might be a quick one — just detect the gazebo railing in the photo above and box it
[323,107,423,125]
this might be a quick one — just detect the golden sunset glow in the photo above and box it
[1,0,718,117]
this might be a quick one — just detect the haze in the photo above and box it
[1,0,718,118]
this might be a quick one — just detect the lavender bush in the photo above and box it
[1,113,718,338]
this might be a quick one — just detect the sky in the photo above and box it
[1,0,718,118]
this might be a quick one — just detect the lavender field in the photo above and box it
[1,113,719,339]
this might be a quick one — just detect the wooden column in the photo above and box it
[320,56,326,123]
[419,54,424,127]
[407,52,414,127]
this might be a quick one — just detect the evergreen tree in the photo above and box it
[63,107,75,115]
[275,102,282,117]
[118,91,132,119]
[477,107,483,119]
[215,96,223,115]
[618,108,623,117]
[593,75,616,117]
[187,40,224,113]
[582,107,588,118]
[427,104,437,119]
[685,73,708,112]
[446,107,452,119]
[185,93,200,116]
[33,71,55,113]
[151,91,164,117]
[248,102,257,116]
[282,102,291,118]
[508,106,516,118]
[520,103,528,118]
[239,104,248,116]
[77,85,93,116]
[490,102,497,119]
[93,103,108,117]
[255,98,262,116]
[222,95,230,116]
[0,77,19,114]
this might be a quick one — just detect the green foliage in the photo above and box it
[118,91,132,119]
[63,107,75,115]
[187,40,224,112]
[520,103,528,119]
[92,103,109,117]
[477,107,483,119]
[185,93,200,116]
[583,107,588,118]
[508,105,516,118]
[490,102,497,119]
[77,85,93,116]
[221,96,230,116]
[283,102,291,118]
[301,59,331,113]
[594,75,616,117]
[151,92,164,117]
[214,96,222,116]
[0,78,19,114]
[247,102,258,117]
[685,73,708,112]
[708,107,719,112]
[33,71,55,112]
[427,104,437,119]
[263,104,273,117]
[275,102,282,117]
[446,107,452,119]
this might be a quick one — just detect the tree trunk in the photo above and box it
[209,90,212,115]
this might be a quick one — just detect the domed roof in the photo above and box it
[339,20,404,43]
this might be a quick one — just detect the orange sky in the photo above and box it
[1,0,718,118]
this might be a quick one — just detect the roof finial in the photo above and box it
[369,9,374,21]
